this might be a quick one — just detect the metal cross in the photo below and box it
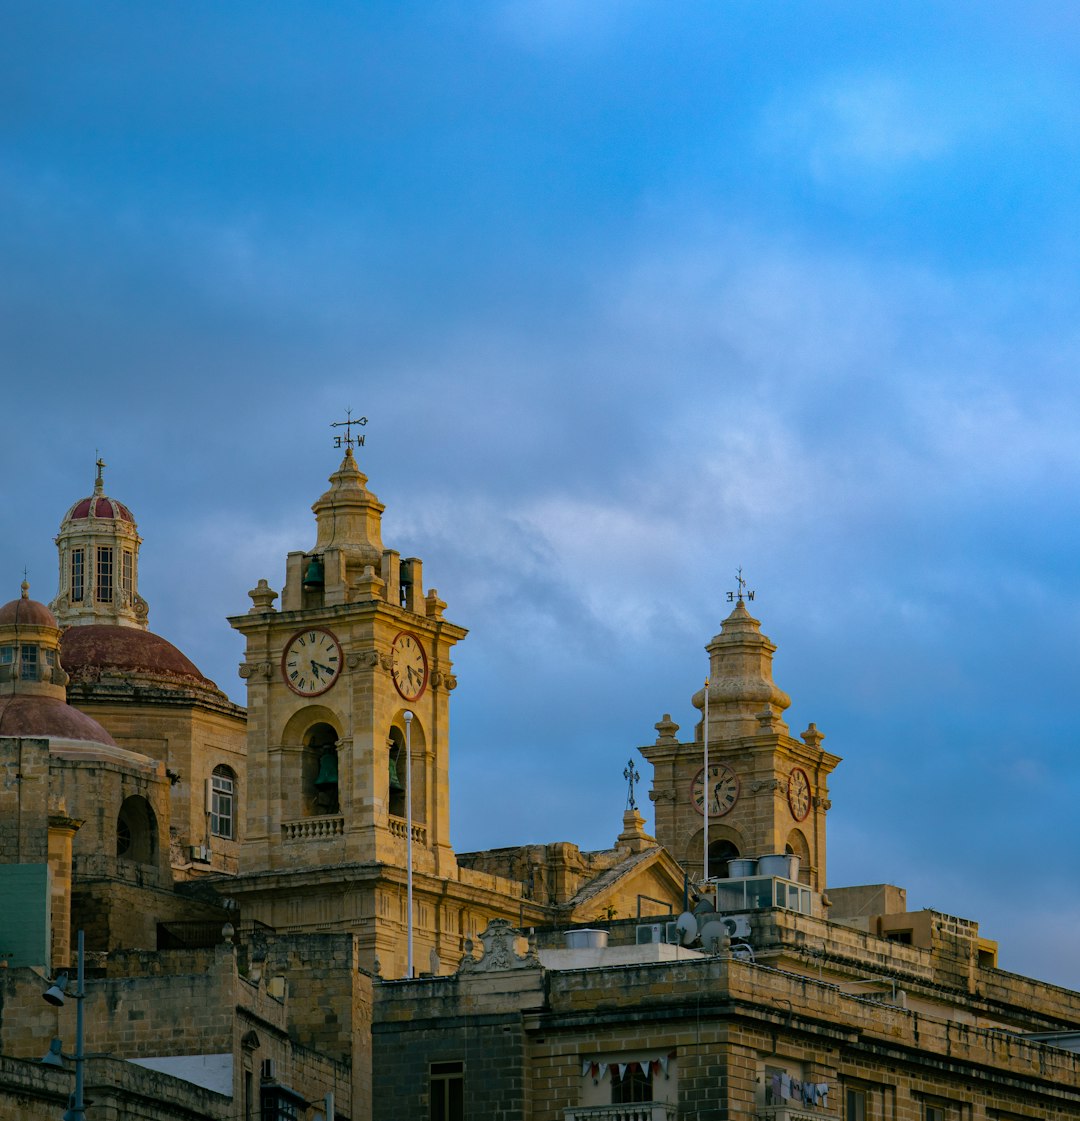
[726,566,755,604]
[623,758,641,810]
[330,409,369,450]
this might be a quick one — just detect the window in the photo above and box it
[611,1065,652,1105]
[71,548,85,601]
[430,1061,463,1121]
[847,1088,867,1121]
[20,645,39,681]
[212,766,236,839]
[122,549,133,600]
[0,646,13,666]
[96,546,113,603]
[925,1107,946,1121]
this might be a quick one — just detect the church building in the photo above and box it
[1,447,1078,1121]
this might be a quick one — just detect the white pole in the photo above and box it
[404,710,414,978]
[703,678,710,883]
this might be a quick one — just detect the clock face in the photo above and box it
[391,631,427,701]
[691,763,739,817]
[788,766,811,821]
[282,628,342,697]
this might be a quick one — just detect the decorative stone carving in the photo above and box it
[430,671,443,689]
[801,722,825,749]
[457,919,540,973]
[654,713,680,744]
[445,674,458,691]
[247,578,278,613]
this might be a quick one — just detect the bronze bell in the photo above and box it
[315,747,338,788]
[303,556,325,590]
[388,752,405,794]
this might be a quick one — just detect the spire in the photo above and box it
[691,599,791,741]
[310,447,386,571]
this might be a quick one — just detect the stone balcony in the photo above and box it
[564,1106,677,1121]
[281,815,344,841]
[388,815,427,845]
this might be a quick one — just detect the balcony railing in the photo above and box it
[388,815,427,845]
[281,816,344,841]
[564,1105,676,1121]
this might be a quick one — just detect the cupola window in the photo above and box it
[96,546,114,603]
[122,549,133,601]
[20,644,39,681]
[70,548,85,602]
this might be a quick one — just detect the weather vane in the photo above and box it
[726,566,755,604]
[623,758,641,810]
[331,409,368,450]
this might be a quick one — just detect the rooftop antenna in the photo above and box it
[330,408,368,451]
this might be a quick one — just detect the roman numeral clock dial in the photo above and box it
[391,631,428,701]
[282,628,342,697]
[691,763,740,817]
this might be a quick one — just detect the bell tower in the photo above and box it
[640,595,840,891]
[228,446,466,883]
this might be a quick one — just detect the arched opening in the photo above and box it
[387,727,406,818]
[785,828,812,885]
[708,839,740,879]
[303,722,340,816]
[211,765,237,839]
[116,796,157,864]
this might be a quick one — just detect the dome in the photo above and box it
[63,494,135,524]
[0,694,117,745]
[0,584,58,629]
[61,624,216,688]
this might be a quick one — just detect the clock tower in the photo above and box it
[640,597,840,891]
[225,446,472,971]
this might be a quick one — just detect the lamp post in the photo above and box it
[42,928,86,1121]
[404,710,414,979]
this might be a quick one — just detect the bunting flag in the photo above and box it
[582,1060,592,1078]
[598,1063,608,1080]
[618,1063,629,1080]
[659,1055,670,1077]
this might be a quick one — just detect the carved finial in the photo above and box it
[94,455,106,495]
[20,578,29,600]
[801,722,825,749]
[654,713,679,744]
[247,578,278,614]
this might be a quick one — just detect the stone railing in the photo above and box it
[755,1108,824,1121]
[564,1105,676,1121]
[388,815,427,845]
[281,816,345,841]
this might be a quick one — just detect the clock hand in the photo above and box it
[312,661,334,675]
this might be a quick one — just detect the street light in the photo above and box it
[41,929,86,1121]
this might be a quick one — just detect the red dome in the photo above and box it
[65,494,135,523]
[61,625,215,688]
[0,694,117,745]
[0,594,57,629]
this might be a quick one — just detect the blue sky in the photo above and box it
[3,2,1080,987]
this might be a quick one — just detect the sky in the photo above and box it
[2,1,1079,988]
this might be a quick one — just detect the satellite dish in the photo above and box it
[698,920,731,954]
[675,911,698,946]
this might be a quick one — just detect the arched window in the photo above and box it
[116,796,157,864]
[387,728,406,818]
[303,722,340,816]
[708,839,740,879]
[211,765,236,839]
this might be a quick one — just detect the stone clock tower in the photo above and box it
[640,597,840,891]
[224,447,475,972]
